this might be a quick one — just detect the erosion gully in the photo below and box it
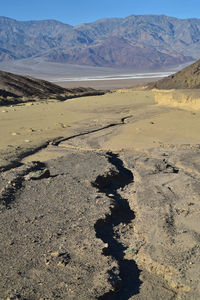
[0,116,141,299]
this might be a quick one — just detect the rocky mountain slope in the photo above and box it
[45,36,189,70]
[0,69,104,104]
[0,70,67,98]
[0,15,200,70]
[150,59,200,89]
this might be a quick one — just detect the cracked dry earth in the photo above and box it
[1,144,200,299]
[1,92,200,299]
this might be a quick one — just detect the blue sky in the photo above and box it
[1,0,200,25]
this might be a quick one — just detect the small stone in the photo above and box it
[51,251,59,257]
[124,247,138,255]
[45,259,50,266]
[108,193,114,197]
[110,204,116,209]
[26,128,35,132]
[57,261,65,267]
[57,252,71,265]
[24,168,50,180]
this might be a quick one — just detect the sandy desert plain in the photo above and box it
[0,76,200,299]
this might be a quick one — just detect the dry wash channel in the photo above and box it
[1,88,200,299]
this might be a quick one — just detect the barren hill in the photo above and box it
[0,70,67,98]
[0,69,104,104]
[150,59,200,89]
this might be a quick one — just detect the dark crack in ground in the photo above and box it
[93,152,142,299]
[51,116,133,146]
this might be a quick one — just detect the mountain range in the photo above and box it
[0,15,200,70]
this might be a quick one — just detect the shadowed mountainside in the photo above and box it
[0,69,104,104]
[0,15,199,70]
[0,70,66,97]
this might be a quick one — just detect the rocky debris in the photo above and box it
[45,251,71,267]
[0,162,50,208]
[0,150,120,299]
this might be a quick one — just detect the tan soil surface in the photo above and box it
[57,77,162,91]
[0,88,200,299]
[154,89,200,110]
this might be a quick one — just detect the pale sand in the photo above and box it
[103,102,200,150]
[1,88,200,165]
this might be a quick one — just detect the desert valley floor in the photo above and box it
[0,88,200,299]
